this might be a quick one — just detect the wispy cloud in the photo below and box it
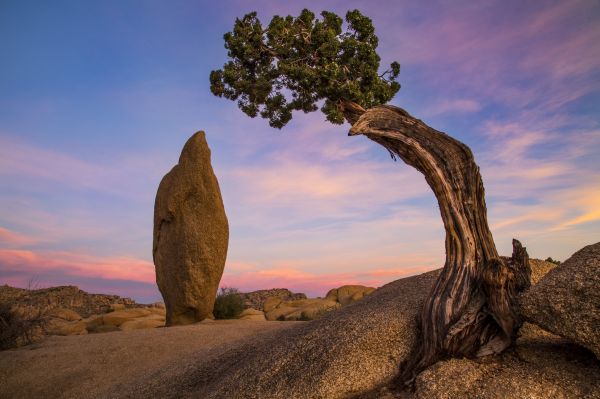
[0,135,169,201]
[425,99,481,116]
[0,247,155,284]
[0,227,37,247]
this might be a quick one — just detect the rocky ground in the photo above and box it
[1,252,598,398]
[0,320,300,399]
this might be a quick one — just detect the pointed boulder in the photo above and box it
[153,131,229,326]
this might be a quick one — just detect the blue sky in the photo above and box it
[1,0,599,302]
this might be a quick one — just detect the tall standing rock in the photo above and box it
[153,131,229,326]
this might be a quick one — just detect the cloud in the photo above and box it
[0,227,37,247]
[425,99,481,116]
[0,248,155,285]
[477,115,600,260]
[549,186,600,231]
[0,134,170,201]
[379,0,600,116]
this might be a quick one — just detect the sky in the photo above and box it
[1,0,599,303]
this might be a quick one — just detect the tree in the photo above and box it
[209,9,399,128]
[210,9,531,382]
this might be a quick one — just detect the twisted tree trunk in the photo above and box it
[344,102,531,381]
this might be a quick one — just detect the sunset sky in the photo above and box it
[1,1,599,302]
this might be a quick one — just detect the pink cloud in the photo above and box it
[0,246,440,300]
[549,186,600,231]
[0,227,36,247]
[379,0,600,114]
[0,248,155,285]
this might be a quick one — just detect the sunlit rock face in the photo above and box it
[520,242,600,358]
[153,131,229,326]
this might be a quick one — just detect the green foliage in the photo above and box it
[544,257,561,265]
[0,303,47,350]
[210,9,400,128]
[213,287,245,319]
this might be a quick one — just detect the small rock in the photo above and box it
[109,303,125,312]
[45,308,82,321]
[101,308,152,327]
[239,308,265,321]
[264,298,340,321]
[120,316,164,330]
[46,319,88,336]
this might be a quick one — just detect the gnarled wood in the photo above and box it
[348,104,531,380]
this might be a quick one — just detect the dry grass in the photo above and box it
[0,303,47,350]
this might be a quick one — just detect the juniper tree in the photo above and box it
[209,9,399,128]
[210,9,530,382]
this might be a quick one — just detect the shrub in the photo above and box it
[0,303,47,350]
[545,257,562,265]
[213,287,244,320]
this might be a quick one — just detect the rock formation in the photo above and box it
[117,270,441,399]
[411,256,598,398]
[414,322,600,398]
[0,285,138,317]
[153,131,229,326]
[238,288,306,311]
[520,242,600,358]
[86,307,166,332]
[261,284,376,321]
[264,297,341,321]
[238,308,266,321]
[325,284,376,306]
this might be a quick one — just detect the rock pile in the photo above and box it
[0,285,166,339]
[238,288,306,311]
[263,297,341,321]
[85,307,165,333]
[259,284,376,321]
[325,284,375,306]
[0,285,139,317]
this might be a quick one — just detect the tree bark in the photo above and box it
[346,104,531,381]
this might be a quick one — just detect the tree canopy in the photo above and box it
[210,9,400,128]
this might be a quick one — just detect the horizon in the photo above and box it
[1,0,599,303]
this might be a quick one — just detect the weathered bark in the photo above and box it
[346,104,531,380]
[339,100,367,125]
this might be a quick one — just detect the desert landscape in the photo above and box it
[2,254,599,398]
[1,1,599,398]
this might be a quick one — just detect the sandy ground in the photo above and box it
[0,320,301,399]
